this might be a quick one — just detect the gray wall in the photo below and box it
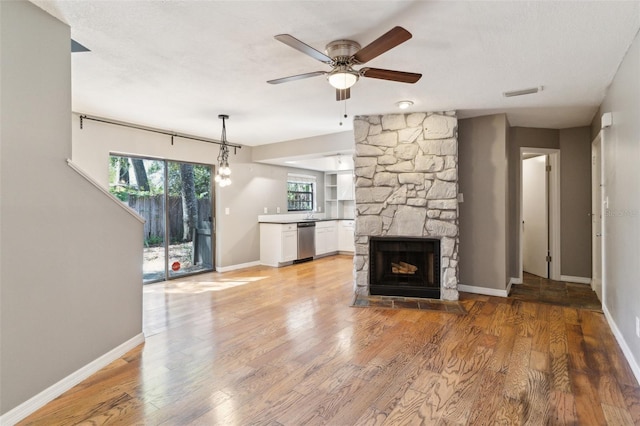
[459,119,594,289]
[507,126,592,280]
[598,30,640,375]
[71,114,325,269]
[559,127,592,277]
[590,106,602,141]
[215,148,325,267]
[458,114,509,290]
[1,1,143,415]
[508,127,559,277]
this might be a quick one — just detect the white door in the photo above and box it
[591,137,603,301]
[522,155,549,278]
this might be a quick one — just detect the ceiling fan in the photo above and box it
[267,26,422,101]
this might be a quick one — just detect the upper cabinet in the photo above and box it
[337,172,354,200]
[325,171,355,219]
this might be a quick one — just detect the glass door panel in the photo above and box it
[109,155,214,283]
[109,156,166,283]
[167,162,214,278]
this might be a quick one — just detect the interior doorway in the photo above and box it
[519,148,561,282]
[522,154,549,278]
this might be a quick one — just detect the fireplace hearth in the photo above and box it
[370,237,441,298]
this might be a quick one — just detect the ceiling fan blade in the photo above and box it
[360,68,422,83]
[336,88,350,101]
[267,71,326,84]
[274,34,333,64]
[353,26,412,64]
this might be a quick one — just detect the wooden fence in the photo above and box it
[127,195,212,243]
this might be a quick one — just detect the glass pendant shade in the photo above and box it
[216,115,232,186]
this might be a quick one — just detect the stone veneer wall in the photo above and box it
[353,112,460,301]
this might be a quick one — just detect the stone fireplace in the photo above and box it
[353,112,459,301]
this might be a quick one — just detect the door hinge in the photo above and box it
[546,255,552,262]
[546,165,551,172]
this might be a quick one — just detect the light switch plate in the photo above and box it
[225,207,230,215]
[263,207,268,214]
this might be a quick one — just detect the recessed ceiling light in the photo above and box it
[396,100,414,110]
[503,86,543,97]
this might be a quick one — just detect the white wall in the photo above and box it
[72,115,325,269]
[1,1,143,416]
[599,30,640,381]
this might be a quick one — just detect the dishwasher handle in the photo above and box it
[297,222,316,228]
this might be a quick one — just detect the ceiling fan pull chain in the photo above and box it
[339,100,348,126]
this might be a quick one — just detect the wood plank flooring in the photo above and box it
[18,255,639,425]
[510,272,602,311]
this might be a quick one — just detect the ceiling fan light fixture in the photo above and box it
[328,69,359,90]
[396,100,414,110]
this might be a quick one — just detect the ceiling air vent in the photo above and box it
[503,86,542,97]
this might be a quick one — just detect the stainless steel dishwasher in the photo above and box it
[296,221,316,261]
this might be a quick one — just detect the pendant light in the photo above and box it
[215,114,232,187]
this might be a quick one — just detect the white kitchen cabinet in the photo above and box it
[315,220,338,257]
[338,220,355,252]
[337,172,354,200]
[260,223,298,267]
[282,229,298,262]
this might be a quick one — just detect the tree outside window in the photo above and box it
[287,181,314,211]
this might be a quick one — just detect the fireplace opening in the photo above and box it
[369,237,441,298]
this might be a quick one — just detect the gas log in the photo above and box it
[391,261,418,275]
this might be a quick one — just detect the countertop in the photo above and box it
[259,218,354,224]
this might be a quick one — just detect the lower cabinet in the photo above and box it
[260,219,353,267]
[281,229,298,262]
[338,220,355,252]
[315,221,338,256]
[260,223,298,266]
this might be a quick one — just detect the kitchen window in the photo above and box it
[287,174,316,212]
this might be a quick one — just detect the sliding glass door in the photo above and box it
[109,155,214,283]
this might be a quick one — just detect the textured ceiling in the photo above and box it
[32,1,640,147]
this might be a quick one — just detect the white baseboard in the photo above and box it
[602,304,640,386]
[458,284,509,298]
[560,275,592,284]
[216,261,260,273]
[510,276,523,285]
[0,333,144,426]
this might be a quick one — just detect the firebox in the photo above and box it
[369,237,441,298]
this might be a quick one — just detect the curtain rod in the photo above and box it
[78,114,242,152]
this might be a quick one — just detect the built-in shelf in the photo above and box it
[325,171,354,219]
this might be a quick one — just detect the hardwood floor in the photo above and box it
[19,255,640,425]
[510,272,602,311]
